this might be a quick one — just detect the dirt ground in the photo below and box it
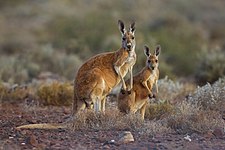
[0,102,225,150]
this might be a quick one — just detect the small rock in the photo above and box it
[184,135,191,141]
[109,139,115,144]
[118,131,134,144]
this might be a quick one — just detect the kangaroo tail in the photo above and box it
[16,123,67,129]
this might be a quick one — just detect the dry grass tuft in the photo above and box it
[145,101,175,120]
[71,108,172,135]
[146,77,224,134]
[37,82,73,106]
[0,83,32,103]
[71,108,143,131]
[157,77,196,103]
[187,77,225,112]
[167,101,224,134]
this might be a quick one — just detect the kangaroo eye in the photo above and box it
[122,37,126,41]
[132,36,135,40]
[155,60,158,63]
[148,60,151,63]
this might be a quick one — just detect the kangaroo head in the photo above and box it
[144,45,161,70]
[118,20,136,52]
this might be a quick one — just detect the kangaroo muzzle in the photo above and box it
[126,43,132,51]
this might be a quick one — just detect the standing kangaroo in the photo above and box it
[118,45,160,120]
[16,20,136,130]
[73,20,136,115]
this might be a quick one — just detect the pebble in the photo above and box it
[118,131,134,144]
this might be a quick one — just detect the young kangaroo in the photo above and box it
[16,20,136,130]
[72,20,136,115]
[118,45,160,120]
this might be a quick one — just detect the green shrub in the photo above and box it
[31,45,82,80]
[195,48,225,85]
[0,56,30,84]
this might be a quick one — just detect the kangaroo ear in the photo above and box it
[155,45,161,56]
[130,21,135,33]
[144,45,151,57]
[118,20,125,34]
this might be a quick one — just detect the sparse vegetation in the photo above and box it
[1,75,224,135]
[72,109,143,131]
[187,77,225,112]
[195,48,225,85]
[0,83,32,103]
[145,101,174,120]
[70,77,224,134]
[37,82,73,106]
[166,101,224,134]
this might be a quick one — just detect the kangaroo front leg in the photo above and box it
[155,80,159,94]
[128,66,133,91]
[142,81,151,95]
[140,102,147,120]
[101,97,106,112]
[114,65,127,90]
[94,98,101,112]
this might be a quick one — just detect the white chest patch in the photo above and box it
[126,51,136,63]
[149,70,157,82]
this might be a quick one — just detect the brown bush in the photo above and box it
[37,82,73,106]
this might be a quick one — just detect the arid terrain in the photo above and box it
[1,99,224,150]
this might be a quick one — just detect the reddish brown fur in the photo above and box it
[73,20,136,115]
[118,45,161,120]
[16,20,136,130]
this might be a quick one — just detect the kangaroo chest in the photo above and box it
[120,51,136,76]
[149,69,157,83]
[126,51,136,64]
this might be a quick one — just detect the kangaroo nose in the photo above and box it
[127,44,131,49]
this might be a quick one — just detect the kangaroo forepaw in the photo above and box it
[148,94,152,99]
[121,88,126,94]
[153,94,156,99]
[148,94,154,99]
[127,90,131,94]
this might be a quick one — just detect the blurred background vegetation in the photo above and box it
[0,0,224,85]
